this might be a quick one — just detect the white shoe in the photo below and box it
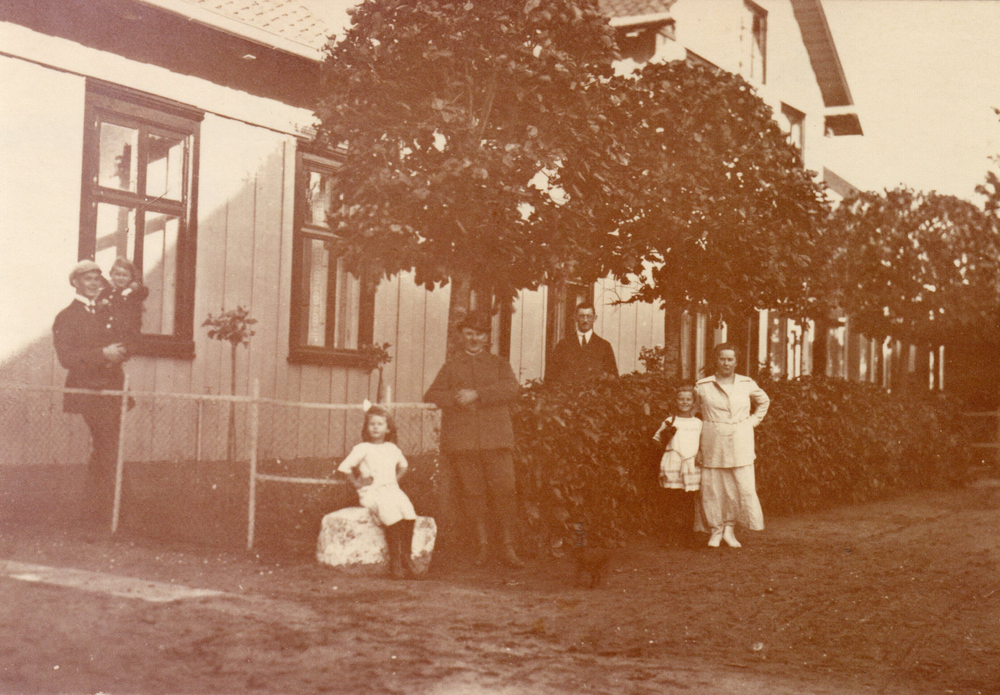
[722,526,741,548]
[707,529,723,547]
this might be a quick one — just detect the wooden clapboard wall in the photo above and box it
[593,277,666,375]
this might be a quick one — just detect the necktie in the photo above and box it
[581,335,587,347]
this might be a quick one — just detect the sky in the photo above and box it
[823,0,1000,200]
[299,0,1000,202]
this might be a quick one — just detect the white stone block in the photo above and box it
[316,507,437,576]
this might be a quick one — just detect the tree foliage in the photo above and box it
[315,0,630,299]
[314,0,830,315]
[827,187,1000,343]
[613,62,832,323]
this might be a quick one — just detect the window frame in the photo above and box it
[782,103,806,159]
[80,81,201,359]
[744,0,767,84]
[287,149,376,368]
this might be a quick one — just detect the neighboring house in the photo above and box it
[1,0,874,472]
[596,0,877,383]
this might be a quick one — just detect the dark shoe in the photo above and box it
[473,545,491,567]
[502,544,525,568]
[398,519,424,579]
[385,524,407,580]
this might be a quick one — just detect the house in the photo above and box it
[0,0,868,475]
[598,0,878,385]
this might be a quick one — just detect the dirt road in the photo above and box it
[1,482,997,694]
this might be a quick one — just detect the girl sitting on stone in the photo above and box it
[336,404,423,579]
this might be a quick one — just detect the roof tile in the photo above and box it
[180,0,331,50]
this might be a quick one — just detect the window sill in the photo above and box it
[131,336,195,360]
[287,347,373,369]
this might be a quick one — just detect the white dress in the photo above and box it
[337,442,417,527]
[655,416,703,491]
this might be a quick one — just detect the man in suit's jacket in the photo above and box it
[53,260,127,528]
[546,302,618,386]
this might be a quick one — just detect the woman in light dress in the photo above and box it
[695,343,770,548]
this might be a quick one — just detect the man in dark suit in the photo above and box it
[53,260,127,528]
[546,302,618,386]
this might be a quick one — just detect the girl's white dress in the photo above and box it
[655,416,703,491]
[337,442,416,527]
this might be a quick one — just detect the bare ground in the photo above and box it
[0,481,998,694]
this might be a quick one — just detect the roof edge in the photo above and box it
[790,0,853,108]
[130,0,326,62]
[609,12,674,28]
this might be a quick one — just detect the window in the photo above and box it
[288,151,375,366]
[782,103,805,158]
[81,82,201,358]
[743,1,767,84]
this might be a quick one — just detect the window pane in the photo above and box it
[305,170,335,227]
[146,133,185,201]
[95,203,137,270]
[333,257,360,350]
[302,238,331,347]
[142,211,179,335]
[98,123,139,192]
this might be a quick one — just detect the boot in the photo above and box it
[385,524,407,579]
[398,519,424,578]
[501,524,525,568]
[707,528,723,548]
[473,519,491,567]
[722,525,741,548]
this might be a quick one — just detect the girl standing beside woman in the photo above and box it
[653,385,703,547]
[695,342,770,548]
[336,405,424,579]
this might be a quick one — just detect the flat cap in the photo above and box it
[69,260,102,286]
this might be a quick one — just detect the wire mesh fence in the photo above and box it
[0,381,440,549]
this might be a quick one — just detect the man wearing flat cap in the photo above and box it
[53,260,127,528]
[424,309,524,567]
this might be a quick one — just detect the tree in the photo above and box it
[315,1,836,325]
[610,61,833,325]
[314,0,635,304]
[203,306,257,460]
[827,187,1000,344]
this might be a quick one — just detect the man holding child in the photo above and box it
[52,260,128,529]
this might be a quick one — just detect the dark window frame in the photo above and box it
[288,149,376,368]
[80,81,201,359]
[745,0,767,84]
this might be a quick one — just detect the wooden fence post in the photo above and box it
[111,375,130,535]
[247,378,260,551]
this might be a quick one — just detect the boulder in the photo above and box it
[316,507,436,576]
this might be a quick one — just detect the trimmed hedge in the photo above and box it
[511,373,974,551]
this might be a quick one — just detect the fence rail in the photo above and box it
[0,380,440,548]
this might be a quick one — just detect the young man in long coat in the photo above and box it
[52,260,127,528]
[424,310,524,567]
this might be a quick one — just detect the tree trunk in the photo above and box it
[446,274,473,356]
[228,344,237,461]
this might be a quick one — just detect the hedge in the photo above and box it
[510,373,974,551]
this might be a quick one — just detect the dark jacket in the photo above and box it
[100,282,148,349]
[53,300,123,414]
[546,333,618,386]
[424,350,519,452]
